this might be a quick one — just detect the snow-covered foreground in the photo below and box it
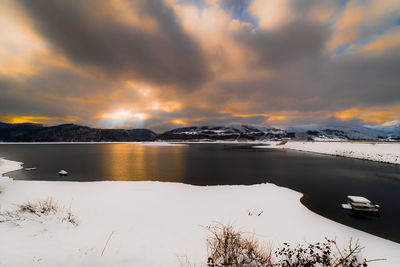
[255,141,400,165]
[1,158,400,266]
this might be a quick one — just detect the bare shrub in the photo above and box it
[206,223,272,267]
[274,238,368,267]
[204,224,382,267]
[0,197,78,226]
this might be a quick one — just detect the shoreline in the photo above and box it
[254,141,400,165]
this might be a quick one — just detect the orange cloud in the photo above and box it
[0,1,47,77]
[248,0,292,30]
[332,104,400,124]
[267,115,288,123]
[329,0,400,52]
[328,1,364,51]
[233,114,267,118]
[174,2,257,81]
[360,28,400,53]
[0,115,77,124]
[150,101,182,113]
[108,0,159,32]
[171,119,186,125]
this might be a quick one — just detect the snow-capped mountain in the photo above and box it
[364,120,400,138]
[156,125,293,141]
[1,122,399,142]
[157,124,400,141]
[281,125,397,141]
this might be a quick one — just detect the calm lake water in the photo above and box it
[1,143,400,243]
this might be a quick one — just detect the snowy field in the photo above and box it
[1,158,400,266]
[254,141,400,165]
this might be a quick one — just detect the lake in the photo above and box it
[1,143,400,243]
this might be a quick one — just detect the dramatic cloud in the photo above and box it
[0,0,399,131]
[235,19,331,68]
[16,0,210,89]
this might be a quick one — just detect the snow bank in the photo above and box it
[254,141,400,164]
[0,157,23,193]
[0,158,399,266]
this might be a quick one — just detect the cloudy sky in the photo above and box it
[0,0,399,131]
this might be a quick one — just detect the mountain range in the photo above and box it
[0,122,399,142]
[0,122,156,142]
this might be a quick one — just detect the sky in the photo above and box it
[0,0,399,132]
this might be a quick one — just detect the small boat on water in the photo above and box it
[58,170,68,176]
[25,167,37,171]
[342,195,380,213]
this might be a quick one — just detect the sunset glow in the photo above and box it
[100,110,149,121]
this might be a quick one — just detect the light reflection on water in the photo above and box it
[103,144,185,181]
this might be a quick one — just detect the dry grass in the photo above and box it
[0,197,78,226]
[206,223,272,266]
[202,224,382,267]
[276,141,288,146]
[18,197,58,214]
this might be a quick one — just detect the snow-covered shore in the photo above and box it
[1,158,400,266]
[254,141,400,165]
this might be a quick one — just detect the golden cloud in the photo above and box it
[332,104,400,124]
[0,115,77,124]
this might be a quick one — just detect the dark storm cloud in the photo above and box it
[321,46,400,107]
[201,43,400,115]
[0,75,71,116]
[291,0,343,18]
[235,19,331,68]
[319,116,365,127]
[16,0,210,90]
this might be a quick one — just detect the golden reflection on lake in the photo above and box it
[102,143,185,181]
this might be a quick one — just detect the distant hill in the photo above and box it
[156,124,400,141]
[156,125,295,141]
[0,122,44,141]
[280,125,394,141]
[0,123,156,142]
[0,122,399,142]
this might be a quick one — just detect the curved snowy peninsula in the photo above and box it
[254,141,400,165]
[1,158,400,266]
